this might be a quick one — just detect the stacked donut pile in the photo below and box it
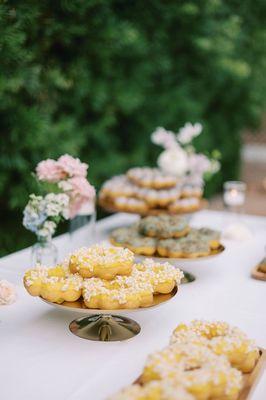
[99,167,203,215]
[110,215,221,258]
[23,245,183,310]
[108,320,260,400]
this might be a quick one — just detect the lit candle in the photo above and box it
[224,188,245,207]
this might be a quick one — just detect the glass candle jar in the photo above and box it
[223,181,246,212]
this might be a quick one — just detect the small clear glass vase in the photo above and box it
[31,236,58,266]
[69,200,96,251]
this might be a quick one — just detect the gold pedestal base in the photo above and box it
[181,271,196,284]
[69,314,141,342]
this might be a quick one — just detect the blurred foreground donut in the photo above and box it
[170,320,260,373]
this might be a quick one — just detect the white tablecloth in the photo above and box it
[0,210,266,400]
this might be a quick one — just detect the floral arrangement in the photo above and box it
[35,154,96,218]
[23,193,69,240]
[23,155,95,244]
[151,123,220,185]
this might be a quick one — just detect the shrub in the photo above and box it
[0,0,265,255]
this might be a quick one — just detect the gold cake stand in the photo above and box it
[40,287,177,342]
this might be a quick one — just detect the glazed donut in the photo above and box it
[23,264,83,304]
[132,259,183,294]
[82,275,154,309]
[110,226,157,256]
[181,185,203,199]
[114,196,149,214]
[157,237,210,258]
[170,320,260,373]
[178,238,210,258]
[139,215,190,239]
[69,245,134,280]
[189,228,221,250]
[108,381,195,400]
[136,186,180,207]
[82,257,182,309]
[140,343,243,400]
[126,236,157,256]
[101,175,137,198]
[127,167,177,189]
[109,226,135,247]
[168,198,200,214]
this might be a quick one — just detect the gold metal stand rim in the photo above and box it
[69,314,141,342]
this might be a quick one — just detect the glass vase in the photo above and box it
[69,200,96,251]
[31,236,58,267]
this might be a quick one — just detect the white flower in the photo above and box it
[177,122,202,144]
[157,147,188,177]
[187,153,211,175]
[38,220,57,238]
[56,193,69,207]
[44,193,69,218]
[0,280,17,305]
[45,202,61,217]
[151,127,177,149]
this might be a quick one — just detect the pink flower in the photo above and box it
[57,154,88,178]
[0,280,17,305]
[36,159,65,183]
[67,177,96,218]
[69,198,86,219]
[68,177,96,199]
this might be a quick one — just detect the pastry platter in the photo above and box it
[40,287,178,342]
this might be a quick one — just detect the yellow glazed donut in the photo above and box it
[140,343,243,400]
[132,259,183,294]
[170,320,260,373]
[82,275,154,310]
[108,381,196,400]
[23,264,83,304]
[69,245,134,280]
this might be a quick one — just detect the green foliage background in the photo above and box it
[0,0,266,256]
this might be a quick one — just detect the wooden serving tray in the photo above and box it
[239,349,266,399]
[134,349,266,400]
[251,264,266,282]
[99,197,208,216]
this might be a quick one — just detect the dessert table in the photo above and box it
[0,210,266,400]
